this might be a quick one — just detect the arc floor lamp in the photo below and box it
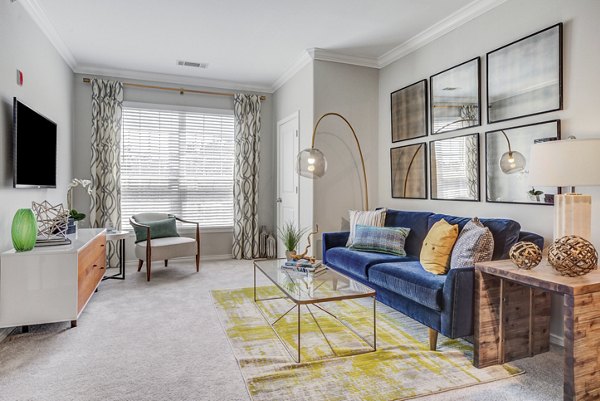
[297,112,369,210]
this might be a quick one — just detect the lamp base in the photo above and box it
[554,193,591,240]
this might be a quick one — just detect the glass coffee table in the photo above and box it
[253,258,376,363]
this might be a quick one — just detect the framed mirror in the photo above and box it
[390,142,427,199]
[487,23,562,123]
[391,80,428,143]
[430,58,481,134]
[430,133,480,201]
[486,120,561,205]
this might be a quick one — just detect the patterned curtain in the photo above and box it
[466,135,479,199]
[90,79,123,266]
[232,94,261,259]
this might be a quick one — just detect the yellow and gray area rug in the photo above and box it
[212,287,521,401]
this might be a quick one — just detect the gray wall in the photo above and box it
[378,0,600,342]
[313,60,379,255]
[272,63,315,251]
[72,73,274,260]
[0,1,74,341]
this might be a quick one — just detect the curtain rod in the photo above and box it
[81,77,266,101]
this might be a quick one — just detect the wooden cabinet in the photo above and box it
[0,229,106,328]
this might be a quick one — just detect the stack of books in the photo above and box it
[281,259,325,274]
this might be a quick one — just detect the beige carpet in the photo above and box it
[0,259,563,400]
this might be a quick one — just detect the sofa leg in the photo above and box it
[429,328,438,351]
[164,259,168,267]
[137,259,143,271]
[196,254,200,272]
[147,259,152,281]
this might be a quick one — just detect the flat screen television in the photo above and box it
[13,98,57,188]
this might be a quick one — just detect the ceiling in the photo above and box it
[19,0,506,92]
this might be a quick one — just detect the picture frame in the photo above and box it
[487,23,563,124]
[430,133,480,201]
[486,120,561,205]
[390,80,428,143]
[390,142,427,199]
[430,57,481,135]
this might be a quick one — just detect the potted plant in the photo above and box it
[277,222,308,260]
[528,187,544,202]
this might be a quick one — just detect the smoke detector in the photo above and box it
[176,60,208,69]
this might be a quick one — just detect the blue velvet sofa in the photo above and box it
[322,209,543,350]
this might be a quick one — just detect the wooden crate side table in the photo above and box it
[474,259,600,401]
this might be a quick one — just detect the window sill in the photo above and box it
[124,226,233,236]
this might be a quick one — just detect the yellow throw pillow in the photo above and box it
[420,219,459,275]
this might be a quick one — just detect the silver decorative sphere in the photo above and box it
[297,148,327,179]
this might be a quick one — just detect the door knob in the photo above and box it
[276,197,282,203]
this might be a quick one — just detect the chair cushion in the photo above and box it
[325,247,417,280]
[420,219,459,275]
[450,218,494,268]
[133,217,179,243]
[346,209,387,246]
[349,225,410,256]
[382,209,433,257]
[428,214,521,260]
[135,236,197,261]
[369,261,446,311]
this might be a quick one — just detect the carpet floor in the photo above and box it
[0,259,563,401]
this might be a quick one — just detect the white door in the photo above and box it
[276,112,300,258]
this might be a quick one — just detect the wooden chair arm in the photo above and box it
[129,218,151,246]
[173,216,199,227]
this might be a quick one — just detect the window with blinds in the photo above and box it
[120,104,234,230]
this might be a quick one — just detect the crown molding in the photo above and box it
[18,0,77,69]
[270,50,313,93]
[74,65,273,94]
[378,0,508,67]
[309,48,379,69]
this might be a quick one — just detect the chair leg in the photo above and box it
[164,259,168,267]
[428,328,438,351]
[138,260,143,271]
[195,253,200,272]
[146,259,152,281]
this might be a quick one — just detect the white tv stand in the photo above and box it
[0,228,106,329]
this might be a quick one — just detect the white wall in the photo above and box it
[313,60,379,253]
[378,0,600,341]
[72,73,274,260]
[0,1,74,341]
[272,63,315,250]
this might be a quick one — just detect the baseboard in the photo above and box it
[550,332,564,347]
[124,254,233,266]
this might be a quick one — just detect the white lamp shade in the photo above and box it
[528,139,600,187]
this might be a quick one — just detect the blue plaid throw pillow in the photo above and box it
[349,225,411,256]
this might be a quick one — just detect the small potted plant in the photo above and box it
[528,187,544,202]
[277,222,308,261]
[67,209,86,234]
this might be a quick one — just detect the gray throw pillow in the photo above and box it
[450,217,494,268]
[133,217,180,243]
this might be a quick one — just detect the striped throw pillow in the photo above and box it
[346,209,387,246]
[349,225,411,256]
[450,217,495,268]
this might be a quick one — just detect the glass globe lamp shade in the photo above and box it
[297,148,327,178]
[500,150,526,174]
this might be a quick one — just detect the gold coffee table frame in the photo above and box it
[253,259,376,363]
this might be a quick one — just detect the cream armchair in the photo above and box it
[129,213,200,281]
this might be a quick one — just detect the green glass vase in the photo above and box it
[11,208,37,252]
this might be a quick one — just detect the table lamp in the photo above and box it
[528,138,600,240]
[296,112,369,210]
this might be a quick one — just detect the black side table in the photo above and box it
[102,230,128,280]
